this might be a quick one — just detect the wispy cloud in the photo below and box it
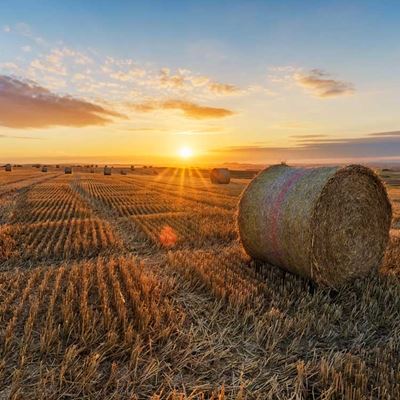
[0,134,42,140]
[132,99,235,119]
[108,64,241,96]
[208,82,239,95]
[0,75,124,128]
[30,47,93,77]
[291,134,328,139]
[294,69,354,98]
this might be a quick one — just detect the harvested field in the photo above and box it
[0,167,399,399]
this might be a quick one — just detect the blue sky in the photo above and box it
[0,1,400,164]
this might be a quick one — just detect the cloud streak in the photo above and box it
[0,75,123,128]
[294,69,354,98]
[214,131,400,161]
[0,134,41,140]
[112,66,241,96]
[133,99,235,119]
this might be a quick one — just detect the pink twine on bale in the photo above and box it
[268,169,308,264]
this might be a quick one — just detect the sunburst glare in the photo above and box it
[179,146,193,159]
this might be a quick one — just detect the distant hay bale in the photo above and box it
[131,165,135,171]
[5,164,12,172]
[238,164,392,287]
[104,166,112,176]
[210,168,230,184]
[90,168,95,173]
[41,166,48,173]
[64,167,72,174]
[120,170,127,175]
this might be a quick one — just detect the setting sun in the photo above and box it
[179,146,193,159]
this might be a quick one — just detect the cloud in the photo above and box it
[291,134,328,139]
[0,75,123,128]
[31,58,67,76]
[0,62,20,74]
[30,47,93,77]
[291,134,329,142]
[128,67,241,96]
[132,99,235,119]
[208,82,239,95]
[368,131,400,137]
[158,68,186,89]
[294,69,354,98]
[0,134,41,140]
[213,131,400,162]
[110,68,146,82]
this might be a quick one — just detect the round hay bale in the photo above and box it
[41,166,48,173]
[238,164,392,287]
[5,164,12,172]
[210,168,230,184]
[64,167,72,174]
[104,166,112,176]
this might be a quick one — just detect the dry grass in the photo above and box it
[0,167,398,399]
[0,257,185,399]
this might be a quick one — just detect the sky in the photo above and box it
[0,0,400,165]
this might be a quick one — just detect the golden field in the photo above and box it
[0,166,399,399]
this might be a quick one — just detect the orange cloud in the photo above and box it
[0,75,123,128]
[294,69,354,98]
[133,99,235,119]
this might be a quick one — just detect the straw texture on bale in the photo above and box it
[5,164,12,172]
[210,168,230,184]
[238,164,392,287]
[64,167,72,174]
[104,167,112,176]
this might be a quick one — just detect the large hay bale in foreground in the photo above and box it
[238,164,392,287]
[210,168,230,184]
[104,166,112,176]
[64,167,72,174]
